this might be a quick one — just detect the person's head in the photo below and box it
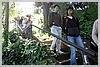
[16,16,20,20]
[21,16,24,20]
[66,6,74,16]
[24,18,28,23]
[53,4,60,12]
[26,15,31,21]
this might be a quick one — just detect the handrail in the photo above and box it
[15,21,97,56]
[12,20,23,32]
[16,22,23,32]
[32,24,97,56]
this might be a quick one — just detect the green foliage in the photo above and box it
[9,2,15,17]
[2,26,9,48]
[2,2,9,48]
[9,30,19,43]
[60,3,67,16]
[2,30,54,65]
[2,2,22,49]
[73,2,98,38]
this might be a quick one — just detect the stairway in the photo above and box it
[19,24,98,65]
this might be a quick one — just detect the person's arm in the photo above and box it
[92,19,98,45]
[25,21,31,29]
[62,16,67,34]
[23,21,31,32]
[48,12,53,27]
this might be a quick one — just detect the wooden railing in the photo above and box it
[31,24,97,57]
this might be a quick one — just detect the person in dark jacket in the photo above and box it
[23,15,32,39]
[62,6,89,65]
[49,4,64,54]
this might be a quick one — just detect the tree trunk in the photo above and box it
[42,2,50,29]
[5,2,9,46]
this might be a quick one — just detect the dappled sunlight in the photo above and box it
[2,2,98,65]
[15,2,35,16]
[9,2,53,41]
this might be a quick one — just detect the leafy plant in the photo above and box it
[74,2,98,39]
[9,30,19,43]
[2,30,54,65]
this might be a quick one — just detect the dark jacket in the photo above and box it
[48,12,62,27]
[62,16,80,37]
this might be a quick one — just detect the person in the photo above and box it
[23,15,32,39]
[91,19,98,52]
[92,19,98,45]
[62,6,89,65]
[15,16,23,34]
[48,4,64,54]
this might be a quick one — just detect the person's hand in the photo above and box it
[23,28,26,33]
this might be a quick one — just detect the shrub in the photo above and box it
[2,30,54,65]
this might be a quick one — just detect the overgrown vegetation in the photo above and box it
[2,2,54,65]
[74,3,98,39]
[2,29,54,65]
[2,2,98,65]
